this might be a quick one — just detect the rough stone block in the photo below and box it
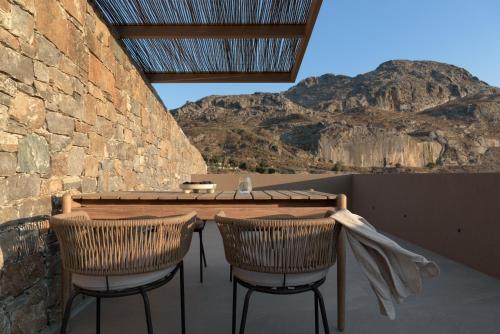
[0,44,34,85]
[0,25,20,50]
[0,0,10,12]
[83,93,98,125]
[40,177,62,195]
[95,116,113,137]
[60,0,85,24]
[83,155,98,177]
[72,132,88,147]
[74,120,91,134]
[0,72,17,97]
[0,152,16,175]
[46,111,74,136]
[8,285,48,334]
[0,206,18,225]
[34,0,70,58]
[17,134,50,175]
[56,93,83,119]
[48,134,71,152]
[81,176,97,193]
[17,196,51,218]
[49,67,73,95]
[50,153,68,177]
[0,253,43,297]
[5,173,40,201]
[88,53,115,96]
[88,132,106,157]
[67,146,85,176]
[10,4,33,42]
[35,34,61,67]
[33,61,49,83]
[9,91,45,129]
[62,176,81,191]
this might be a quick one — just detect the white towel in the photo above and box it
[331,209,440,320]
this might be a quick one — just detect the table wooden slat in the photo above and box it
[251,191,272,200]
[292,190,327,200]
[157,192,183,200]
[277,190,309,200]
[176,192,199,200]
[308,190,338,200]
[216,191,236,200]
[139,194,160,200]
[196,191,223,200]
[82,193,102,200]
[119,192,142,200]
[263,190,290,200]
[234,191,253,200]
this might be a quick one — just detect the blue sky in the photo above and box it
[154,0,500,110]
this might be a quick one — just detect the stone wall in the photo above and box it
[0,0,206,332]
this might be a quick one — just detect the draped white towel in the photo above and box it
[331,209,440,320]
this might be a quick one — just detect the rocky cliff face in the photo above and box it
[173,60,500,172]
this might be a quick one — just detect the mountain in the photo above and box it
[172,60,500,173]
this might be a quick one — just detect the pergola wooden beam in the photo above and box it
[290,0,323,81]
[93,0,324,83]
[146,72,293,83]
[115,24,307,39]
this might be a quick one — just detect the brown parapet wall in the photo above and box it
[351,173,500,279]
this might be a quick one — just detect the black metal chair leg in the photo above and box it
[200,228,207,267]
[229,265,233,282]
[180,261,186,334]
[314,292,319,334]
[96,297,101,334]
[232,279,237,334]
[199,230,204,283]
[60,290,79,334]
[239,288,254,334]
[140,289,153,334]
[313,287,330,334]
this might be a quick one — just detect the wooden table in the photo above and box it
[61,190,347,331]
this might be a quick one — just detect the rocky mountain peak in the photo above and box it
[172,60,499,173]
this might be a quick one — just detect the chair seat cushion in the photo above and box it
[72,267,174,291]
[233,267,329,288]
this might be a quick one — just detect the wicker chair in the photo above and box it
[216,211,340,334]
[50,210,197,334]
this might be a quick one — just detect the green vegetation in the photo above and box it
[332,161,344,172]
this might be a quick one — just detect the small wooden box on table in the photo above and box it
[61,190,347,331]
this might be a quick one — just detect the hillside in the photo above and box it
[172,60,500,173]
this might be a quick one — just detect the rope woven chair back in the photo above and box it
[50,211,197,276]
[216,212,340,274]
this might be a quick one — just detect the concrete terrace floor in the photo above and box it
[70,222,500,334]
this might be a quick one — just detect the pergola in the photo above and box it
[91,0,323,83]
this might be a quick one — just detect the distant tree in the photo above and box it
[426,162,436,169]
[267,167,277,174]
[239,162,248,170]
[255,166,266,174]
[332,161,344,172]
[395,163,403,168]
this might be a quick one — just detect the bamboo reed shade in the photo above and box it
[91,0,323,83]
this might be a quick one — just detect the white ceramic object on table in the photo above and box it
[180,183,217,194]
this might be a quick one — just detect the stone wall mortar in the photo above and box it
[0,0,207,332]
